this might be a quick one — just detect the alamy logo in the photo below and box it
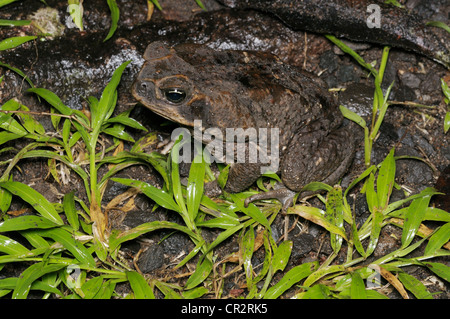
[171,120,280,174]
[367,4,381,29]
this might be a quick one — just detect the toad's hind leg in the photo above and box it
[244,124,354,211]
[281,124,355,193]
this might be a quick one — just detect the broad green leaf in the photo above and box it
[0,19,30,26]
[27,88,73,116]
[423,262,450,282]
[398,272,432,299]
[0,182,12,213]
[185,257,213,290]
[182,286,209,299]
[287,205,347,240]
[112,177,180,213]
[0,0,19,8]
[0,234,30,255]
[340,105,367,128]
[0,181,64,225]
[425,223,450,255]
[32,228,95,267]
[301,284,332,299]
[80,276,103,299]
[326,186,344,253]
[377,148,395,208]
[242,227,255,289]
[271,240,293,274]
[105,113,147,131]
[366,210,384,257]
[126,271,155,299]
[102,125,135,142]
[154,281,182,299]
[230,193,270,228]
[63,191,80,231]
[187,153,206,222]
[350,272,367,299]
[104,0,120,41]
[304,264,345,287]
[0,36,36,51]
[0,215,59,232]
[264,262,318,299]
[401,190,432,248]
[12,262,66,299]
[365,172,378,212]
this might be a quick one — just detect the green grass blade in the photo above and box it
[397,272,433,299]
[0,62,34,87]
[187,153,206,222]
[93,61,130,129]
[423,262,450,282]
[0,181,64,225]
[12,262,66,299]
[377,148,395,208]
[112,177,181,213]
[32,228,95,267]
[326,186,345,253]
[271,240,293,274]
[63,191,80,231]
[401,189,433,248]
[425,223,450,255]
[264,262,318,299]
[0,36,36,51]
[185,257,213,290]
[339,105,367,128]
[27,88,73,116]
[0,19,30,26]
[0,215,59,232]
[242,227,255,289]
[126,271,155,299]
[104,0,120,41]
[0,234,30,255]
[350,272,367,299]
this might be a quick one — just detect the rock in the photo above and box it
[137,245,165,273]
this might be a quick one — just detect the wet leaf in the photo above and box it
[401,189,433,248]
[104,0,120,41]
[0,215,59,232]
[126,271,155,299]
[0,234,30,255]
[0,181,64,225]
[326,186,344,253]
[32,228,95,267]
[304,265,345,287]
[377,148,395,208]
[300,284,332,299]
[350,272,367,299]
[287,205,347,240]
[12,262,66,299]
[271,240,293,274]
[112,178,180,213]
[423,262,449,283]
[340,105,367,128]
[264,262,318,299]
[185,257,213,290]
[425,223,450,255]
[398,272,432,299]
[242,227,255,288]
[27,88,73,116]
[63,191,79,231]
[0,19,30,26]
[187,153,206,222]
[0,36,36,51]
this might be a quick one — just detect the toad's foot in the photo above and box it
[244,187,297,213]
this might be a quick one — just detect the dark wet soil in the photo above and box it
[0,0,449,299]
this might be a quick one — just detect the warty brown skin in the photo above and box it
[132,42,355,200]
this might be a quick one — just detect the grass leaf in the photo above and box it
[264,262,318,299]
[12,262,66,299]
[377,148,395,208]
[425,223,450,255]
[350,272,367,299]
[0,36,36,51]
[0,215,59,232]
[126,271,155,299]
[104,0,120,41]
[0,181,64,225]
[398,272,433,299]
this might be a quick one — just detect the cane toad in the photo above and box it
[132,42,354,208]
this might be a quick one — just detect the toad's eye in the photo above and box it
[162,88,187,104]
